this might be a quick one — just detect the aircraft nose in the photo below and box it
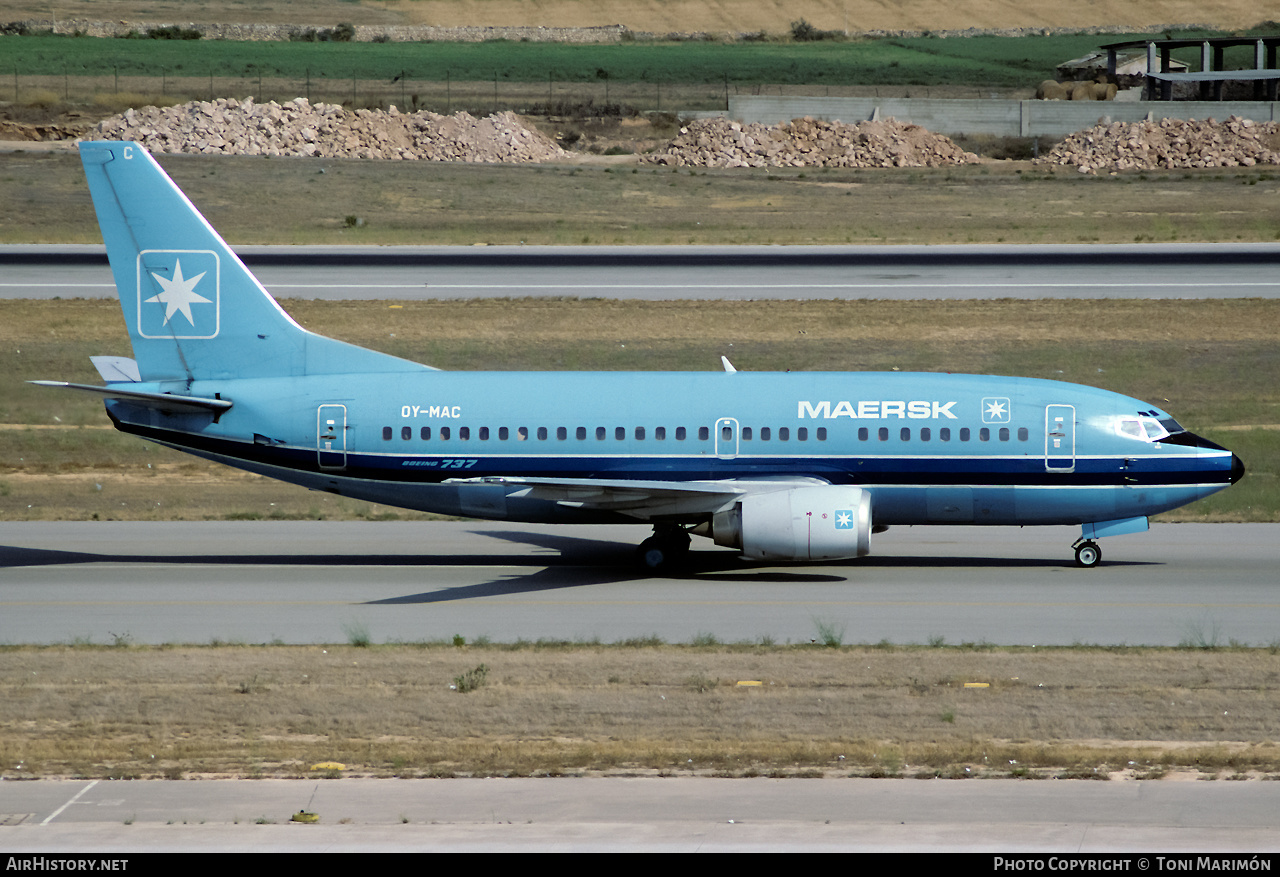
[1231,453,1246,484]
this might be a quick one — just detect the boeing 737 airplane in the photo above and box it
[35,141,1244,570]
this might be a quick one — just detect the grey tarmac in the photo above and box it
[2,243,1278,300]
[3,776,1280,852]
[1,522,1276,647]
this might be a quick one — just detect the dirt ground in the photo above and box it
[0,0,1271,32]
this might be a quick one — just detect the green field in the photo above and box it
[3,29,1242,86]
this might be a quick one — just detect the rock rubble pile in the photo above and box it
[1041,116,1280,173]
[646,116,979,168]
[88,97,568,162]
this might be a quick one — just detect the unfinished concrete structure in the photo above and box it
[1099,36,1280,101]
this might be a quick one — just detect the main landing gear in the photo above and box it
[637,525,691,572]
[1072,538,1102,569]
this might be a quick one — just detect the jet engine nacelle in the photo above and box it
[708,485,872,561]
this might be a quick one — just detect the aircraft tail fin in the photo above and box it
[78,141,424,383]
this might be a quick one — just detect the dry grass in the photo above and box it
[367,0,1273,33]
[3,643,1279,780]
[2,0,1266,33]
[3,150,1280,247]
[0,0,406,26]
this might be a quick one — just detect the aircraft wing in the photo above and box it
[29,381,233,416]
[448,475,823,520]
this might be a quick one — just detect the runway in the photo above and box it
[2,522,1275,647]
[2,243,1278,300]
[4,776,1279,852]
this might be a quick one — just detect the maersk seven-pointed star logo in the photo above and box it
[834,510,854,529]
[981,397,1012,423]
[137,250,220,339]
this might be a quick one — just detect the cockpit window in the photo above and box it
[1141,418,1171,441]
[1117,416,1178,442]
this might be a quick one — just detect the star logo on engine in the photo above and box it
[834,510,854,529]
[982,397,1011,423]
[137,250,220,339]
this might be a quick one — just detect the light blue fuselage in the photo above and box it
[109,370,1237,527]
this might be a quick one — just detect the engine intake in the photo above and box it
[708,485,872,561]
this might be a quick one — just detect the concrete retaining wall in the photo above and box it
[731,96,1280,137]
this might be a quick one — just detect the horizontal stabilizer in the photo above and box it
[28,381,232,415]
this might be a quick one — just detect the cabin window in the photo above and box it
[999,427,1010,441]
[878,427,889,441]
[576,427,586,440]
[778,427,790,441]
[979,428,990,442]
[555,427,565,440]
[498,427,509,441]
[440,427,451,440]
[479,427,490,441]
[518,427,529,441]
[721,425,732,441]
[920,427,931,441]
[816,427,827,441]
[382,426,393,441]
[960,428,971,441]
[900,427,910,441]
[636,427,646,440]
[596,427,607,440]
[459,426,470,440]
[616,427,626,441]
[676,427,687,440]
[797,427,808,441]
[1018,427,1029,442]
[697,427,708,441]
[421,427,431,440]
[858,427,868,441]
[742,427,752,441]
[761,427,771,441]
[940,428,951,441]
[655,427,666,440]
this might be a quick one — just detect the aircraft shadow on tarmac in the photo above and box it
[1,529,1153,605]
